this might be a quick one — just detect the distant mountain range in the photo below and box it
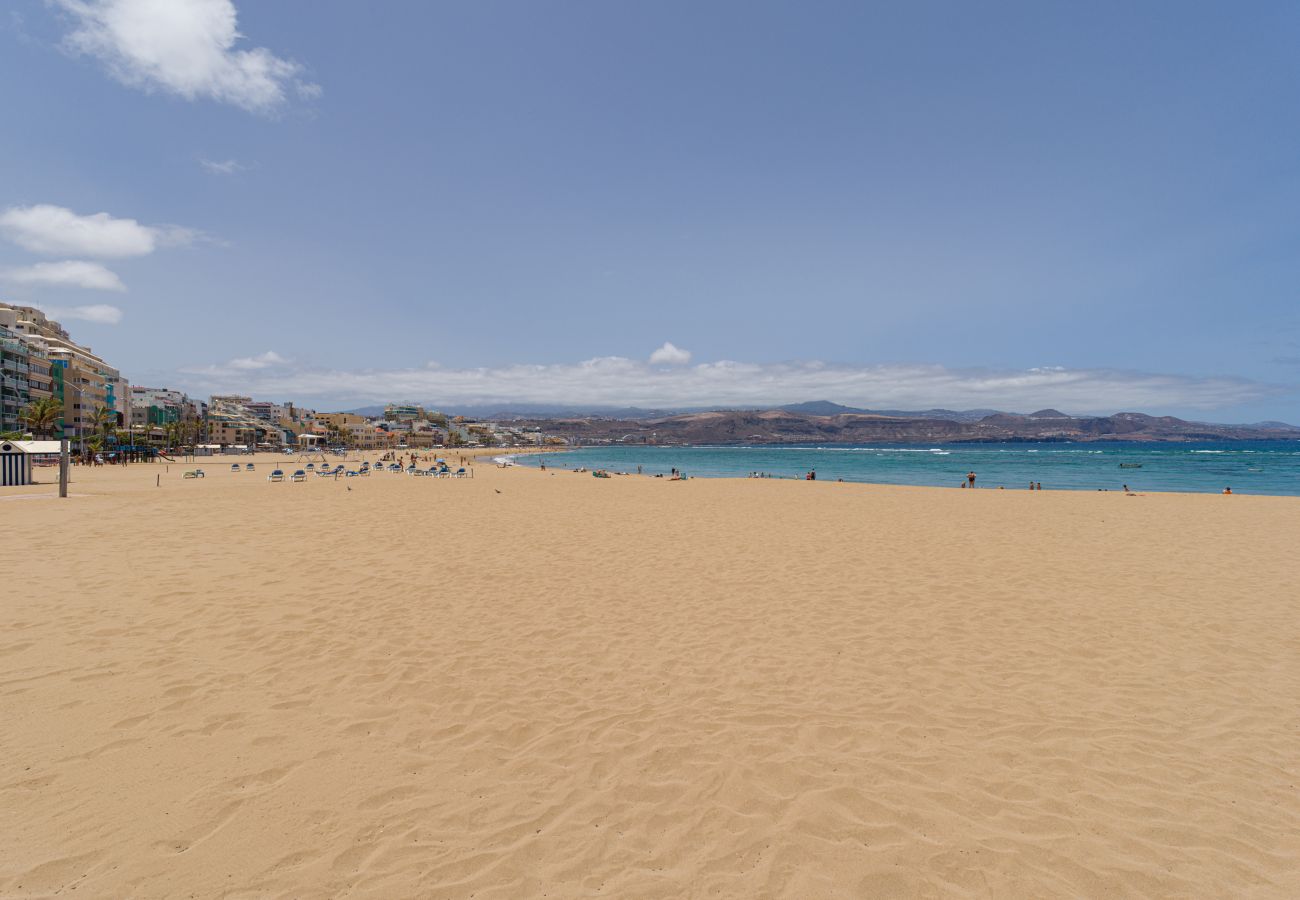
[342,400,1297,442]
[777,401,1005,422]
[497,403,1300,444]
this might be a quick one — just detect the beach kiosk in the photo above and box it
[0,440,31,487]
[1,440,59,487]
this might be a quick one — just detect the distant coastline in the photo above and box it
[502,405,1300,447]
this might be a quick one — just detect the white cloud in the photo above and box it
[52,0,319,114]
[199,157,246,175]
[3,260,126,291]
[37,303,124,325]
[0,204,194,258]
[228,350,287,370]
[170,354,1281,416]
[649,341,692,365]
[181,350,288,376]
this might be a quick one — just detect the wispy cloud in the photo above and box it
[51,0,319,114]
[198,157,246,175]
[171,348,1284,416]
[36,303,124,325]
[3,260,126,291]
[0,204,195,258]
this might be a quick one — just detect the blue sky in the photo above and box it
[2,1,1299,419]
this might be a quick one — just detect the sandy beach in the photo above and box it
[3,455,1298,898]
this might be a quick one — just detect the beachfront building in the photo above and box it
[0,323,55,434]
[315,412,362,447]
[349,424,397,450]
[208,395,283,449]
[384,403,426,422]
[387,419,445,448]
[245,400,290,423]
[315,412,366,430]
[0,304,124,449]
[129,387,206,447]
[130,387,201,427]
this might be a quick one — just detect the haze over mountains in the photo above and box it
[519,407,1300,444]
[345,401,1299,443]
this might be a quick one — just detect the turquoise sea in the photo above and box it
[516,441,1300,496]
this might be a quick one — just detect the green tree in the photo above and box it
[19,397,64,438]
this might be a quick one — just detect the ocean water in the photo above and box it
[515,441,1300,496]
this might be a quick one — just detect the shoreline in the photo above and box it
[11,446,1300,501]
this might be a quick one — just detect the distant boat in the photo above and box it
[1119,463,1143,468]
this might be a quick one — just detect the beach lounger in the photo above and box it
[290,470,306,482]
[345,470,359,477]
[231,464,241,472]
[305,463,316,471]
[267,469,284,482]
[247,464,255,471]
[183,469,205,479]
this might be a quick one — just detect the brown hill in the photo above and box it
[516,409,1300,445]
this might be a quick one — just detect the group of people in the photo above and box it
[379,451,469,469]
[959,471,1046,490]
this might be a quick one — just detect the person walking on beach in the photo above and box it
[967,471,976,489]
[1036,482,1042,491]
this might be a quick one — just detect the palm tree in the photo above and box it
[92,405,116,443]
[19,397,64,438]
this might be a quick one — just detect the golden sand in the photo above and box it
[3,454,1298,898]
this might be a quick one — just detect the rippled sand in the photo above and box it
[3,456,1298,898]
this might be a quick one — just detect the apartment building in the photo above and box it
[208,395,284,448]
[0,323,54,432]
[315,413,367,430]
[0,304,123,446]
[131,387,202,427]
[384,403,426,421]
